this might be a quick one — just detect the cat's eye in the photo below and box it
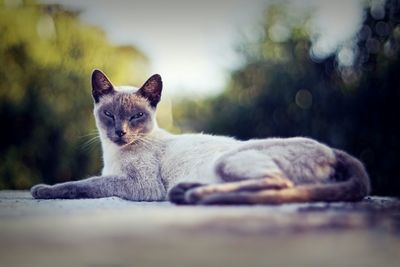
[130,112,144,121]
[104,110,114,119]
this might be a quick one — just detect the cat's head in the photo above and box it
[91,69,162,147]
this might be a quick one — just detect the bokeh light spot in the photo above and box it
[295,89,312,109]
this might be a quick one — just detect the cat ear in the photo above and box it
[138,74,163,107]
[91,69,115,103]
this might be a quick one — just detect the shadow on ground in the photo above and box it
[0,191,399,267]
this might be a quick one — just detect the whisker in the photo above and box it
[80,135,101,152]
[82,138,100,148]
[79,130,100,139]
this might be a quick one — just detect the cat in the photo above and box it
[31,70,370,205]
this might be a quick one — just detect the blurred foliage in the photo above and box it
[174,0,400,196]
[0,0,149,189]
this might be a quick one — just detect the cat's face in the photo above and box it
[91,70,162,147]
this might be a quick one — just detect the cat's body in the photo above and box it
[31,70,370,204]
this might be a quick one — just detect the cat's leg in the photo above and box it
[187,148,369,205]
[215,138,337,184]
[31,175,166,201]
[190,187,318,205]
[170,138,337,205]
[169,149,295,204]
[168,182,205,204]
[169,175,294,204]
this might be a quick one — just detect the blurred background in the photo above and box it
[0,0,399,196]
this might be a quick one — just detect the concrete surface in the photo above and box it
[0,191,399,267]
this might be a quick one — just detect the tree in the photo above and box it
[0,1,149,189]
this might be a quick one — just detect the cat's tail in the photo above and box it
[197,149,371,205]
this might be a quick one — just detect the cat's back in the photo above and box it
[164,133,240,162]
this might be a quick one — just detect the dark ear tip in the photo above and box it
[150,74,162,82]
[92,69,103,77]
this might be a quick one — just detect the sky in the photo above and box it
[40,0,364,96]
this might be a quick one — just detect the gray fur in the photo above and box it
[31,70,370,204]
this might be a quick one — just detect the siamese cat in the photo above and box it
[31,70,370,205]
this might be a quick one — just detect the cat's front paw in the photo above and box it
[168,182,204,205]
[31,184,52,199]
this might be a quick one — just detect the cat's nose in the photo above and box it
[115,130,126,137]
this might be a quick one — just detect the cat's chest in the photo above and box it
[101,149,125,176]
[101,147,159,177]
